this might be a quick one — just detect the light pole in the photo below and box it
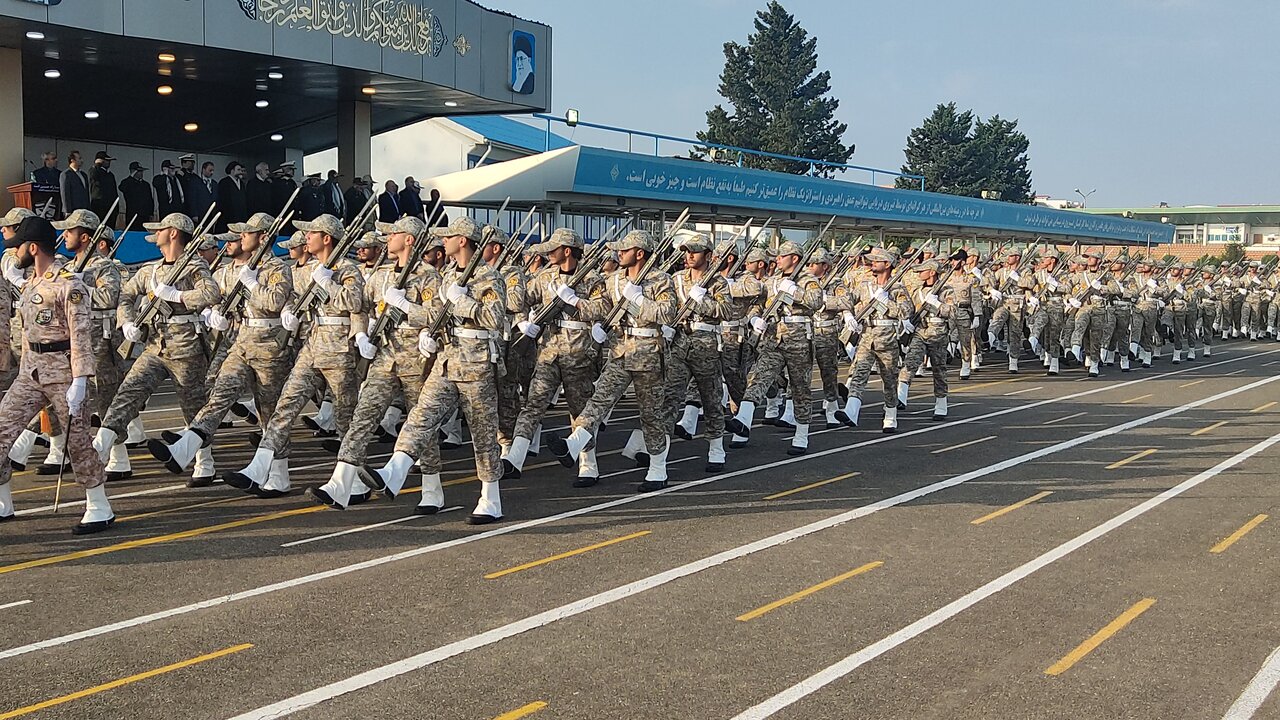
[1074,188,1097,207]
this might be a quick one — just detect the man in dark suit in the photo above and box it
[320,169,345,220]
[153,159,186,217]
[297,174,325,222]
[426,187,449,226]
[120,161,157,227]
[343,175,372,225]
[31,151,61,219]
[216,161,248,231]
[176,154,198,215]
[59,150,90,218]
[187,161,218,222]
[246,162,275,217]
[398,176,425,220]
[377,179,401,222]
[87,151,120,227]
[271,161,300,232]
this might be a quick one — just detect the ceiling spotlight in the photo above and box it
[267,71,283,80]
[361,86,376,95]
[183,122,199,132]
[255,99,269,108]
[43,69,60,79]
[84,111,99,120]
[444,100,459,108]
[157,52,175,63]
[255,83,268,91]
[157,85,173,95]
[270,133,284,142]
[25,31,45,41]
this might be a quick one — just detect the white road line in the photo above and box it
[227,375,1280,720]
[15,484,188,516]
[280,507,465,548]
[1226,368,1247,376]
[1,349,1271,664]
[930,436,997,454]
[1003,386,1042,396]
[0,600,32,611]
[1225,646,1280,719]
[731,428,1280,719]
[1263,361,1279,367]
[1044,411,1086,425]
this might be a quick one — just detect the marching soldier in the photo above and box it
[1068,250,1121,376]
[501,228,608,485]
[987,248,1028,372]
[363,217,508,522]
[547,229,677,490]
[807,249,849,429]
[1100,254,1135,372]
[224,214,365,497]
[0,217,113,533]
[1161,263,1191,363]
[1129,258,1161,368]
[310,216,441,511]
[899,259,955,420]
[948,249,983,380]
[92,213,220,481]
[147,213,293,487]
[833,247,912,431]
[1196,266,1218,356]
[719,243,765,414]
[1241,261,1266,340]
[481,225,530,459]
[730,240,823,454]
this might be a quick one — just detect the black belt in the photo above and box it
[29,340,70,353]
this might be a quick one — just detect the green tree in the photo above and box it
[698,1,854,177]
[896,103,1034,202]
[1224,242,1245,263]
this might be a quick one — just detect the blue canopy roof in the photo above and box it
[448,115,574,153]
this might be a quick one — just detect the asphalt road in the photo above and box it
[1,340,1278,720]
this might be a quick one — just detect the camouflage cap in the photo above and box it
[866,247,894,263]
[680,233,713,253]
[1082,249,1103,260]
[228,212,276,234]
[1071,255,1087,265]
[0,207,34,228]
[479,224,510,246]
[714,240,740,258]
[914,259,941,273]
[1006,247,1022,257]
[143,212,196,235]
[807,248,832,265]
[607,229,656,253]
[52,208,101,232]
[293,214,346,241]
[1249,260,1262,269]
[528,227,583,254]
[353,230,384,250]
[775,240,804,258]
[199,233,227,251]
[279,230,306,250]
[745,248,771,264]
[376,215,427,238]
[430,216,481,242]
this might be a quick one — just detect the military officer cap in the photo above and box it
[775,240,804,258]
[279,230,306,249]
[480,224,510,246]
[4,216,57,251]
[607,229,656,253]
[866,247,894,263]
[680,233,713,253]
[52,208,101,232]
[376,216,427,238]
[745,247,771,264]
[430,216,481,243]
[949,248,969,262]
[294,214,346,241]
[228,212,276,234]
[0,207,35,228]
[714,240,740,258]
[178,153,195,162]
[808,248,832,265]
[914,259,941,273]
[529,227,583,254]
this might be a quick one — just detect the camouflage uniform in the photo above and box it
[899,262,955,416]
[808,250,844,426]
[1129,268,1162,365]
[1240,267,1266,339]
[951,263,984,378]
[835,256,913,430]
[1195,272,1218,353]
[1161,272,1191,358]
[719,248,764,406]
[495,240,529,452]
[1069,265,1122,373]
[1102,264,1136,369]
[96,214,220,479]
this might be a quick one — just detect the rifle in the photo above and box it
[278,192,380,349]
[597,208,692,332]
[670,218,760,328]
[840,251,919,349]
[72,211,137,274]
[494,206,542,270]
[118,206,221,358]
[206,210,297,355]
[746,216,838,348]
[419,200,518,350]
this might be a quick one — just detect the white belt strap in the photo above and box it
[813,318,841,330]
[688,321,718,333]
[871,319,897,327]
[781,315,812,324]
[624,327,660,338]
[244,318,283,328]
[163,314,199,325]
[315,316,351,326]
[557,320,592,330]
[451,328,495,340]
[719,320,743,329]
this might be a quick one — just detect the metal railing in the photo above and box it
[533,113,925,191]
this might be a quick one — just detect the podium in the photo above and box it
[8,181,60,219]
[7,181,31,210]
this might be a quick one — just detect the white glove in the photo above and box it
[153,283,183,303]
[312,264,334,288]
[1029,336,1041,354]
[590,323,608,344]
[749,316,767,334]
[687,285,707,304]
[901,318,916,334]
[354,332,377,360]
[661,325,675,341]
[777,279,799,297]
[4,266,26,289]
[1146,279,1158,289]
[122,321,142,342]
[1068,297,1082,309]
[383,286,411,311]
[1175,283,1185,294]
[66,376,87,416]
[200,307,212,323]
[873,288,890,305]
[207,308,230,332]
[417,329,438,356]
[444,283,467,304]
[1010,271,1021,282]
[1046,277,1059,290]
[842,311,857,328]
[987,288,1003,302]
[554,283,580,307]
[969,316,981,330]
[1028,295,1040,307]
[517,320,540,338]
[621,281,645,305]
[1090,280,1102,290]
[238,265,260,290]
[1238,287,1248,296]
[924,293,941,309]
[281,309,300,332]
[1212,321,1220,331]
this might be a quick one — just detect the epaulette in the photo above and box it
[58,269,75,280]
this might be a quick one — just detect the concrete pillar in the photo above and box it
[0,49,24,213]
[336,100,371,185]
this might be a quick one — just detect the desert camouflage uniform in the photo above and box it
[839,278,912,408]
[741,271,823,424]
[1103,269,1135,361]
[719,271,763,405]
[76,253,123,417]
[1129,271,1162,357]
[1069,269,1121,365]
[666,268,732,439]
[900,280,955,398]
[496,262,529,450]
[1161,274,1191,351]
[951,267,984,368]
[1241,270,1266,337]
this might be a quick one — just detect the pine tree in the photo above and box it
[698,1,854,178]
[896,103,1034,201]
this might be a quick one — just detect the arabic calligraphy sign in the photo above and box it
[246,0,447,57]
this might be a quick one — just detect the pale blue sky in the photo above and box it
[495,0,1278,208]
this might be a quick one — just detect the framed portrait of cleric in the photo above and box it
[510,30,535,94]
